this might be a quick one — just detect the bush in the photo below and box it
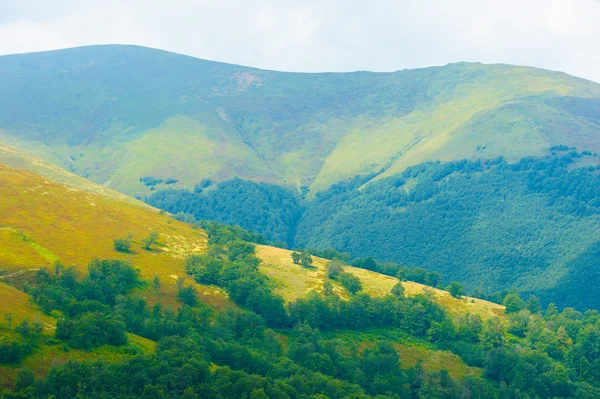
[113,235,131,252]
[338,272,362,294]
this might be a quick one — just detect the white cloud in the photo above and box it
[0,0,599,82]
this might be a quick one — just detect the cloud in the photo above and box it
[0,0,599,82]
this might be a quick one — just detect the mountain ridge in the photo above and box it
[2,44,599,197]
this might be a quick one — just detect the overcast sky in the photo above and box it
[1,0,599,82]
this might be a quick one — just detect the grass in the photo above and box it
[256,245,504,319]
[324,329,482,380]
[0,144,152,209]
[0,164,232,310]
[0,331,156,388]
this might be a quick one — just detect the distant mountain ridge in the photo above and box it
[1,44,599,197]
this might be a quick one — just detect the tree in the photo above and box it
[503,291,525,314]
[142,230,159,250]
[526,295,542,314]
[14,368,35,392]
[178,285,198,306]
[301,252,313,267]
[291,252,301,264]
[391,282,405,297]
[326,259,344,279]
[3,313,12,329]
[448,282,465,298]
[338,273,362,294]
[323,281,335,296]
[153,276,161,293]
[113,235,132,253]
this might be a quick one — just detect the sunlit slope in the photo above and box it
[1,45,599,196]
[0,164,230,309]
[256,245,504,319]
[0,144,152,209]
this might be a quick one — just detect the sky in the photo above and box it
[1,0,599,83]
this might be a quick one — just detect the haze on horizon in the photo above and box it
[1,0,599,83]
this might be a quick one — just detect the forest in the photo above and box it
[4,222,600,398]
[147,149,600,310]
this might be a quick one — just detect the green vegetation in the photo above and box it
[2,45,600,197]
[141,230,159,250]
[448,282,465,299]
[326,259,363,294]
[4,223,600,398]
[291,251,313,267]
[149,178,302,245]
[297,151,600,310]
[113,235,132,253]
[150,150,600,310]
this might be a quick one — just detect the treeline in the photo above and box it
[144,151,600,310]
[5,226,600,397]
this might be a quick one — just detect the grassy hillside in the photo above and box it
[4,166,600,398]
[145,150,600,310]
[256,245,504,320]
[0,144,152,209]
[1,45,599,196]
[0,163,230,309]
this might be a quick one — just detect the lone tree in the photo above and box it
[142,230,159,250]
[113,234,132,253]
[326,259,344,278]
[448,282,465,298]
[391,282,405,298]
[301,253,313,267]
[291,252,301,264]
[177,285,198,306]
[292,251,313,267]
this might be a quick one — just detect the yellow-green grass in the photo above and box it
[0,282,56,332]
[394,343,481,379]
[256,245,504,319]
[0,144,153,210]
[0,163,231,310]
[74,115,281,197]
[330,331,481,380]
[0,331,156,388]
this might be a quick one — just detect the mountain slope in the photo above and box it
[296,151,600,309]
[0,144,152,209]
[257,245,504,320]
[1,45,600,197]
[0,163,230,309]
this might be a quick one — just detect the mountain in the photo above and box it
[1,45,600,198]
[147,149,600,310]
[5,163,600,398]
[0,162,230,310]
[0,163,486,390]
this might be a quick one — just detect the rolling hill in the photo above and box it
[1,45,599,198]
[0,162,498,390]
[4,163,600,398]
[0,162,230,309]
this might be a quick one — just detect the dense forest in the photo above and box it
[146,150,600,310]
[4,223,600,398]
[147,178,303,247]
